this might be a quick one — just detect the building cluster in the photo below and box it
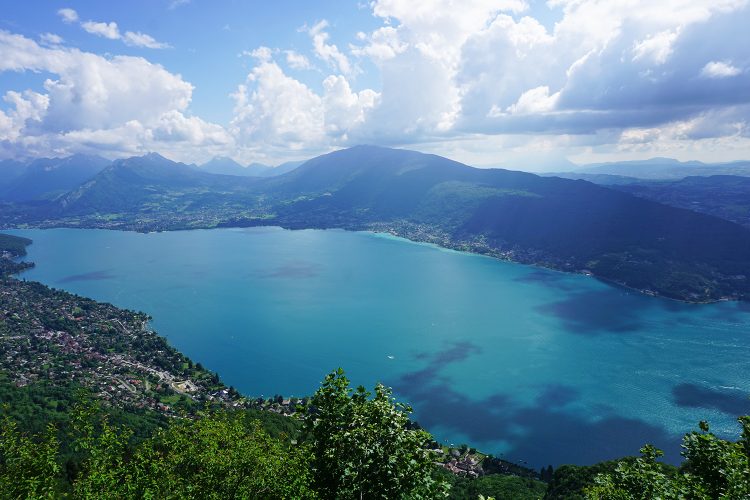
[0,276,245,416]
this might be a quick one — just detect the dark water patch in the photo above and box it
[392,342,679,467]
[394,375,679,467]
[400,342,482,388]
[432,341,481,364]
[258,262,320,279]
[535,384,579,409]
[58,270,116,283]
[537,289,650,334]
[673,383,750,415]
[507,403,679,467]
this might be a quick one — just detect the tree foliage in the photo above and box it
[0,369,457,499]
[303,368,449,499]
[0,416,61,499]
[586,418,750,499]
[0,400,316,499]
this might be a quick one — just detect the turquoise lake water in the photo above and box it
[8,227,750,467]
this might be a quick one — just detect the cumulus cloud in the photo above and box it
[81,20,120,40]
[57,8,78,24]
[350,27,407,61]
[322,75,379,138]
[701,60,742,78]
[506,86,560,115]
[285,50,312,70]
[307,21,352,75]
[230,52,379,152]
[231,59,325,149]
[631,29,680,65]
[0,31,227,161]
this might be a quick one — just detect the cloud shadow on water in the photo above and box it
[391,342,681,467]
[673,383,750,416]
[58,270,116,283]
[536,288,654,334]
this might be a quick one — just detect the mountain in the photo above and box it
[253,146,750,301]
[0,154,111,202]
[558,158,750,181]
[59,153,259,215]
[0,159,27,190]
[199,156,254,176]
[6,145,750,301]
[199,157,304,177]
[273,160,305,176]
[613,175,750,229]
[544,172,643,185]
[244,162,273,176]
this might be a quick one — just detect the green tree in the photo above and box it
[303,368,449,499]
[70,400,135,498]
[127,411,316,499]
[586,417,750,499]
[0,416,62,499]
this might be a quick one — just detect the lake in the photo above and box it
[8,227,750,468]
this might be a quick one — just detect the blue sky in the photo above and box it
[1,1,749,169]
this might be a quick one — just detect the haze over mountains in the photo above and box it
[550,158,750,183]
[198,157,303,177]
[3,145,750,302]
[0,154,304,203]
[0,154,111,202]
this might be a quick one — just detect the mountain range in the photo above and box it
[3,145,750,302]
[0,154,111,202]
[0,154,305,203]
[550,157,750,182]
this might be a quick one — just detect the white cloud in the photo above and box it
[350,27,406,61]
[701,60,742,78]
[322,75,379,138]
[285,50,312,70]
[230,53,379,152]
[0,90,49,142]
[57,8,78,24]
[246,46,273,62]
[507,86,560,115]
[230,59,325,149]
[123,31,171,49]
[632,29,680,65]
[81,21,120,40]
[69,13,170,49]
[308,20,352,75]
[39,33,64,46]
[0,31,226,162]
